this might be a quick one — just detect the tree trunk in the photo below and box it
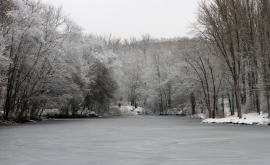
[241,63,247,104]
[222,94,225,118]
[190,92,196,116]
[227,93,231,114]
[168,83,172,109]
[232,92,235,116]
[267,93,270,118]
[255,89,261,115]
[216,98,219,116]
[212,94,216,119]
[159,93,164,114]
[235,79,242,118]
[207,98,212,118]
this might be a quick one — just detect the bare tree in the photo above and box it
[197,0,246,118]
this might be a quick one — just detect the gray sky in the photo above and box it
[41,0,199,39]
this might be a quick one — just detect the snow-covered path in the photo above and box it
[0,116,270,165]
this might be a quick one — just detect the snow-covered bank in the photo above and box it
[189,113,206,119]
[108,106,147,116]
[118,106,138,116]
[202,113,270,125]
[0,119,16,125]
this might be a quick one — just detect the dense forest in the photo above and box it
[1,0,270,122]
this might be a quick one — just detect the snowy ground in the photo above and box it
[113,105,146,116]
[41,106,145,117]
[201,99,270,125]
[202,113,270,125]
[1,116,270,165]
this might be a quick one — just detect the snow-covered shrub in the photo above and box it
[107,106,122,116]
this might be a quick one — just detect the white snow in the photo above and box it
[176,110,184,115]
[202,99,270,125]
[116,106,137,115]
[202,113,270,125]
[190,113,206,119]
[134,107,145,114]
[114,106,146,115]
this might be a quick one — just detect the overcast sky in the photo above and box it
[41,0,199,39]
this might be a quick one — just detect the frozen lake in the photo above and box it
[1,115,270,165]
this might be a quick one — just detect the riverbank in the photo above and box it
[202,113,270,125]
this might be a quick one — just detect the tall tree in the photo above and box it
[197,0,244,118]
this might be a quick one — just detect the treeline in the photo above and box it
[0,0,118,121]
[103,35,227,117]
[2,0,269,121]
[103,0,270,118]
[102,35,194,115]
[194,0,270,118]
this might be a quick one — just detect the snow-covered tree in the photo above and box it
[0,0,119,119]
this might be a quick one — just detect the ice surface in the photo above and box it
[1,116,270,165]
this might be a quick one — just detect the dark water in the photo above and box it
[0,116,269,165]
